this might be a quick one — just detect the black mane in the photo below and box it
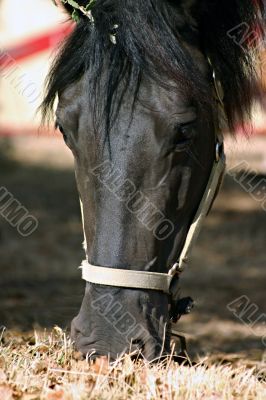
[41,0,265,132]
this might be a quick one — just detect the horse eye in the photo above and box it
[174,120,197,149]
[56,122,68,143]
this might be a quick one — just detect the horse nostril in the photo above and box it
[131,339,143,348]
[130,339,144,358]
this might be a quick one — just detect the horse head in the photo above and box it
[42,0,265,360]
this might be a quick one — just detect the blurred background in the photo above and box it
[0,0,265,360]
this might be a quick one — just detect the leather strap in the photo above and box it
[81,260,173,293]
[177,150,226,272]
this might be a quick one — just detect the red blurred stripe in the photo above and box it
[1,124,266,137]
[0,126,61,137]
[0,23,73,66]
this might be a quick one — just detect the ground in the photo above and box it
[0,134,265,399]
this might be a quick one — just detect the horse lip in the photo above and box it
[74,336,146,361]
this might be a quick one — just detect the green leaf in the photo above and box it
[71,9,80,22]
[62,0,95,12]
[85,0,96,11]
[62,0,80,10]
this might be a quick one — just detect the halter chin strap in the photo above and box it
[80,143,226,294]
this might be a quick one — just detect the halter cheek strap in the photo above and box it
[80,144,226,294]
[173,142,225,274]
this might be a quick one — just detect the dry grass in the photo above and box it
[0,327,265,400]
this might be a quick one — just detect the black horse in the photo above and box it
[42,0,265,360]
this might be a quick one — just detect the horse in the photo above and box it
[41,0,265,361]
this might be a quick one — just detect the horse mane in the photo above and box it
[41,0,265,133]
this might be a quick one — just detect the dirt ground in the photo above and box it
[0,134,265,366]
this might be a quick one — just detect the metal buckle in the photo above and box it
[168,262,184,276]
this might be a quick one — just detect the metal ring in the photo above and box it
[212,70,224,107]
[215,142,223,162]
